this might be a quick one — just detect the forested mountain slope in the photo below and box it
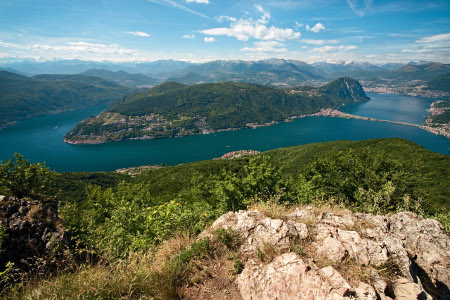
[65,77,369,143]
[0,71,131,129]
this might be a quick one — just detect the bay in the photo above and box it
[0,93,448,172]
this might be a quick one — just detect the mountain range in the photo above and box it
[2,59,449,88]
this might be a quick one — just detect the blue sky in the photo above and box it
[0,0,449,64]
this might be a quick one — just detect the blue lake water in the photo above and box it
[0,93,448,172]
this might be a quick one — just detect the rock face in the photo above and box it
[201,207,450,300]
[0,196,71,276]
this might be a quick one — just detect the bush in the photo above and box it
[0,154,55,200]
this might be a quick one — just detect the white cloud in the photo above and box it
[128,31,150,37]
[147,0,210,19]
[201,6,300,42]
[415,33,450,44]
[204,37,216,42]
[301,46,308,49]
[255,4,271,24]
[183,34,196,39]
[295,21,304,30]
[306,23,325,33]
[216,15,237,22]
[346,0,364,17]
[402,43,450,53]
[0,40,140,61]
[300,39,339,45]
[240,41,287,53]
[311,45,357,54]
[186,0,209,3]
[29,42,139,56]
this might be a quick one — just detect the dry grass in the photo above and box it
[313,256,373,286]
[153,232,193,271]
[256,242,282,263]
[6,253,164,300]
[26,205,42,222]
[7,227,246,299]
[345,218,377,238]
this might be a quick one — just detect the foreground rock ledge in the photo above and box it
[198,207,450,300]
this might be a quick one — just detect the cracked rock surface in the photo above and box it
[200,207,450,299]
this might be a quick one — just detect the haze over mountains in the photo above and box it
[3,58,447,87]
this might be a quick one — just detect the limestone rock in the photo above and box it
[198,208,450,299]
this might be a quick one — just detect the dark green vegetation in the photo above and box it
[426,72,450,93]
[0,154,55,200]
[65,77,369,143]
[1,138,449,297]
[0,71,131,129]
[80,69,159,88]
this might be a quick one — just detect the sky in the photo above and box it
[0,0,449,64]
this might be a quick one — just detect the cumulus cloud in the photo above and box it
[311,45,357,54]
[186,0,209,3]
[300,39,339,45]
[306,23,325,33]
[183,34,196,39]
[204,37,216,42]
[415,33,450,44]
[240,41,287,53]
[128,31,150,37]
[200,6,300,42]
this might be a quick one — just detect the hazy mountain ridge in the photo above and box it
[80,69,159,88]
[3,59,449,87]
[0,71,131,129]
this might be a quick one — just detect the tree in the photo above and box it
[0,153,55,200]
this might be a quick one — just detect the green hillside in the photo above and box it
[0,71,131,129]
[65,77,369,143]
[426,72,450,92]
[80,69,159,88]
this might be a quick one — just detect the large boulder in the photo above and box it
[198,207,450,299]
[0,196,71,277]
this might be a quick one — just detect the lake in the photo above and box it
[0,93,448,172]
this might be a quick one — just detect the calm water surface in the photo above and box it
[0,93,448,172]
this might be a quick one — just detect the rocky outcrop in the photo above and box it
[200,207,450,299]
[0,196,71,277]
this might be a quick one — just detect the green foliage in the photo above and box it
[215,227,241,250]
[61,181,216,259]
[0,153,55,200]
[231,255,244,275]
[303,148,420,213]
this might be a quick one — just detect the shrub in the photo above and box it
[0,154,55,200]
